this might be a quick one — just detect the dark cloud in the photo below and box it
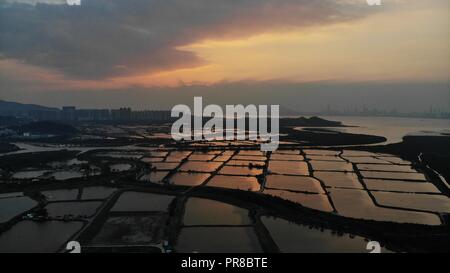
[0,0,369,79]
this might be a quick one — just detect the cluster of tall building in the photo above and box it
[29,106,172,122]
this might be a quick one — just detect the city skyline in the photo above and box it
[2,98,449,121]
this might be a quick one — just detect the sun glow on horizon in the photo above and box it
[96,1,450,89]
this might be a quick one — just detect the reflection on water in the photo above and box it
[342,150,378,157]
[300,116,450,144]
[141,157,164,163]
[188,154,216,161]
[111,192,174,212]
[110,163,132,172]
[165,151,192,162]
[273,149,301,155]
[5,143,160,156]
[146,151,169,157]
[233,155,266,161]
[139,171,169,184]
[268,161,309,176]
[270,154,304,161]
[363,179,440,193]
[92,215,167,245]
[0,196,38,223]
[342,156,389,164]
[81,186,117,200]
[51,170,84,181]
[170,172,210,186]
[12,170,48,180]
[207,175,261,191]
[213,154,233,162]
[97,152,143,159]
[372,192,450,213]
[179,161,223,173]
[149,162,180,171]
[328,188,441,225]
[219,166,263,176]
[261,216,391,253]
[314,172,363,189]
[183,198,251,226]
[44,201,102,218]
[226,160,265,167]
[169,176,263,254]
[357,164,416,172]
[263,190,333,212]
[304,149,340,156]
[376,156,411,165]
[238,150,265,156]
[42,186,115,201]
[2,118,449,253]
[306,155,344,161]
[310,161,353,172]
[49,158,87,168]
[265,175,325,194]
[43,189,79,201]
[360,171,426,181]
[176,227,262,253]
[0,221,83,253]
[0,192,23,198]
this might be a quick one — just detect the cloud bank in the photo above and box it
[0,0,370,79]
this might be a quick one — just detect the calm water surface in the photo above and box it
[298,116,450,144]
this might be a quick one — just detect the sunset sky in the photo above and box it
[0,0,449,110]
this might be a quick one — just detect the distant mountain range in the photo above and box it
[0,100,59,116]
